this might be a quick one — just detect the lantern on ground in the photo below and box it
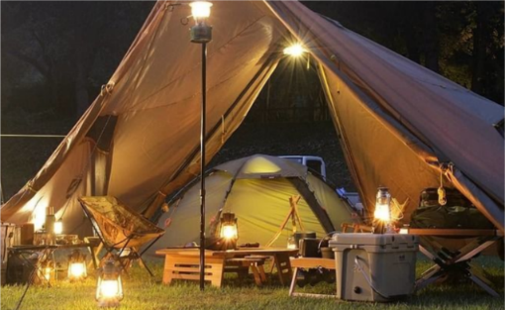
[96,258,123,307]
[373,187,393,234]
[189,1,213,43]
[38,257,54,283]
[219,212,238,249]
[68,250,87,281]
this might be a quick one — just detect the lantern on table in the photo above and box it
[373,187,394,234]
[287,235,297,249]
[96,258,123,307]
[68,250,87,281]
[219,212,238,249]
[54,219,63,235]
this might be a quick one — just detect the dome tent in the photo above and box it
[150,155,357,252]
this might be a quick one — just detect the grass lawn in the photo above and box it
[1,256,503,310]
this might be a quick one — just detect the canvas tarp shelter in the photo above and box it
[152,154,357,252]
[2,0,503,235]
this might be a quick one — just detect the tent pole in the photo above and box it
[199,42,207,291]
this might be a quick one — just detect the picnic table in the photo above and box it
[156,247,298,287]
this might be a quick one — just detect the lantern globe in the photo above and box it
[54,220,63,234]
[190,1,212,19]
[283,43,306,57]
[96,259,123,307]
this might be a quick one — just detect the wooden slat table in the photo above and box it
[156,248,298,287]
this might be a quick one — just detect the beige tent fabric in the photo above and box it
[265,1,504,229]
[2,0,503,234]
[1,1,286,227]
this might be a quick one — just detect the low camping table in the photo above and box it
[404,228,503,297]
[156,247,298,287]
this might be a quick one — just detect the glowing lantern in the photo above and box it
[68,250,87,281]
[54,220,63,235]
[219,212,238,249]
[189,1,213,43]
[283,43,306,57]
[190,1,212,21]
[43,267,52,281]
[33,205,47,231]
[96,259,123,307]
[374,187,393,234]
[287,235,297,250]
[38,258,54,283]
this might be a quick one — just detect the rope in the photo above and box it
[100,82,115,97]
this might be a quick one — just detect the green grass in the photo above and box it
[1,257,503,310]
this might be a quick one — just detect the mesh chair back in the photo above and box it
[79,196,164,249]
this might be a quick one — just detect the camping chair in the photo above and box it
[78,196,164,277]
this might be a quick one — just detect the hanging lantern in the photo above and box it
[283,43,306,57]
[96,258,123,307]
[219,212,238,249]
[189,1,213,43]
[68,250,87,281]
[373,187,393,234]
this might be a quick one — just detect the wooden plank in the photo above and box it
[406,229,499,237]
[290,258,335,269]
[292,293,336,298]
[160,252,225,287]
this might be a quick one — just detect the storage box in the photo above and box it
[329,233,418,302]
[1,223,21,263]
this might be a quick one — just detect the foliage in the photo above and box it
[1,1,155,117]
[303,1,504,104]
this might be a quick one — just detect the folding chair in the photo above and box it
[78,196,164,277]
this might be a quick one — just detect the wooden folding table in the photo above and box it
[404,228,503,297]
[156,247,298,287]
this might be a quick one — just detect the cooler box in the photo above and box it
[329,233,418,302]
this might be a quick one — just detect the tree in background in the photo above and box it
[1,1,154,119]
[304,1,504,104]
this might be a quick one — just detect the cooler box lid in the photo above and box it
[329,233,418,247]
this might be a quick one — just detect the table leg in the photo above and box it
[86,244,98,270]
[274,254,292,286]
[416,236,501,297]
[454,239,498,263]
[469,273,499,297]
[415,270,444,291]
[289,267,298,296]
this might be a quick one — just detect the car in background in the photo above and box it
[279,155,363,214]
[278,155,327,180]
